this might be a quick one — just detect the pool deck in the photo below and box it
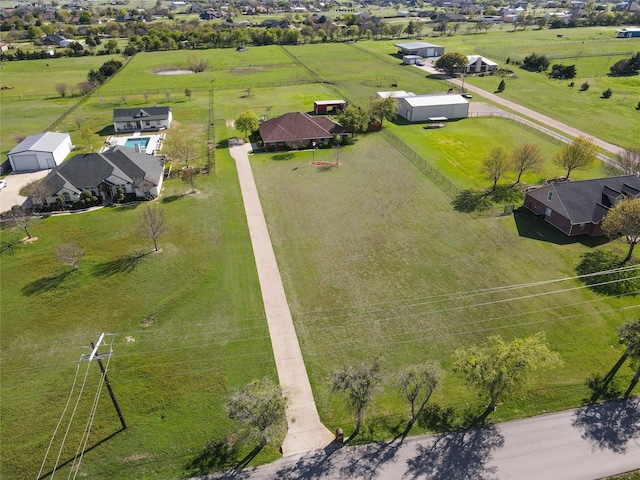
[101,133,165,155]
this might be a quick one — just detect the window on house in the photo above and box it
[579,223,585,231]
[547,191,553,202]
[545,207,552,217]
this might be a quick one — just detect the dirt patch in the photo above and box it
[226,120,235,128]
[153,68,193,75]
[140,315,156,327]
[122,453,154,463]
[231,65,276,73]
[310,161,340,167]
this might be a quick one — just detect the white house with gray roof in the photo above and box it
[8,132,72,172]
[36,146,165,206]
[113,106,172,133]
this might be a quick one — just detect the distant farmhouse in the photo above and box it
[113,107,172,133]
[465,55,498,74]
[258,112,347,150]
[395,42,444,58]
[523,175,640,236]
[8,132,72,172]
[378,92,469,122]
[35,146,165,207]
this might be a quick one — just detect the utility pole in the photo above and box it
[82,334,126,430]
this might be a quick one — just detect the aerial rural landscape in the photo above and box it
[1,0,640,478]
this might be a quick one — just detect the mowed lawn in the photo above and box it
[0,163,280,479]
[251,133,639,441]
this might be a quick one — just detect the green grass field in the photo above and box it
[2,30,640,478]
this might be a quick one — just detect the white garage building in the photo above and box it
[8,132,73,172]
[379,92,469,122]
[395,41,444,58]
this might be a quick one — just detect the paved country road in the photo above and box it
[199,399,640,480]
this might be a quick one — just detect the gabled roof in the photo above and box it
[39,147,165,196]
[526,175,640,224]
[394,41,443,50]
[8,132,71,155]
[467,55,498,66]
[400,94,468,107]
[259,112,346,144]
[113,106,171,123]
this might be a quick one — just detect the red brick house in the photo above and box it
[258,112,347,150]
[523,175,640,236]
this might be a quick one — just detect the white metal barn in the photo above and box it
[396,94,469,122]
[395,42,444,58]
[8,132,73,172]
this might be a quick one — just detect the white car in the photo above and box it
[0,180,6,190]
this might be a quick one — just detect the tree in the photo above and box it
[6,207,33,239]
[434,52,468,77]
[511,143,543,183]
[79,126,93,150]
[522,53,549,72]
[56,242,85,270]
[331,358,382,436]
[553,136,598,180]
[168,139,196,168]
[601,198,640,263]
[617,319,640,393]
[614,146,640,176]
[225,377,288,446]
[497,79,506,92]
[182,167,197,194]
[369,97,398,126]
[602,88,613,99]
[55,83,68,98]
[188,54,209,73]
[481,146,510,191]
[397,362,443,428]
[138,205,166,252]
[453,333,562,415]
[235,110,259,139]
[184,88,192,101]
[337,104,369,137]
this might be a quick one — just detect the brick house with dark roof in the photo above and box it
[258,112,347,150]
[36,146,165,206]
[523,175,640,236]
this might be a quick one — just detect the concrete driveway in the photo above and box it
[0,169,51,213]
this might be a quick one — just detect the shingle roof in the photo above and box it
[113,106,171,123]
[528,175,640,224]
[40,147,164,196]
[258,112,346,144]
[8,132,70,155]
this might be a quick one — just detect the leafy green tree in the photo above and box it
[481,146,510,191]
[226,377,288,446]
[553,135,598,180]
[434,52,468,77]
[601,198,640,263]
[453,333,562,415]
[331,358,383,436]
[369,97,398,126]
[511,143,543,183]
[338,104,369,136]
[235,110,259,139]
[397,362,443,428]
[522,53,550,72]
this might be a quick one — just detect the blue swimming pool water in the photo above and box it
[124,137,150,149]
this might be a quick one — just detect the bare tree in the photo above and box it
[397,362,444,429]
[77,82,94,95]
[56,242,85,270]
[138,205,166,252]
[26,180,49,210]
[168,139,196,168]
[6,208,34,239]
[182,167,197,193]
[55,83,68,98]
[143,91,149,102]
[614,146,640,176]
[187,54,209,73]
[482,146,510,191]
[511,143,543,184]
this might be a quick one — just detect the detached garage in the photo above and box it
[8,132,72,172]
[395,41,444,58]
[396,94,469,122]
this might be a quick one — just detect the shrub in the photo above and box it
[549,64,576,79]
[602,88,613,99]
[497,79,506,92]
[580,82,590,91]
[576,250,640,296]
[522,53,549,72]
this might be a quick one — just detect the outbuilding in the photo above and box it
[391,94,469,122]
[313,100,347,114]
[402,55,424,65]
[616,27,640,38]
[395,41,444,58]
[8,132,73,172]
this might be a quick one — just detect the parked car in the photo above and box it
[462,93,473,99]
[0,179,6,190]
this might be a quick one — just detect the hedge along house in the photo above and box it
[8,132,73,172]
[523,175,640,236]
[378,92,469,122]
[35,146,165,207]
[258,112,347,150]
[113,106,172,133]
[394,41,444,58]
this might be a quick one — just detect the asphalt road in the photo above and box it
[199,399,640,480]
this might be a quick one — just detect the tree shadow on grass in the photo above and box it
[271,153,295,161]
[572,399,640,454]
[184,438,241,477]
[0,239,23,256]
[405,425,505,480]
[196,444,264,479]
[585,352,628,404]
[22,270,74,296]
[92,252,147,277]
[161,194,185,203]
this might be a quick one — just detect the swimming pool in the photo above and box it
[124,137,151,149]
